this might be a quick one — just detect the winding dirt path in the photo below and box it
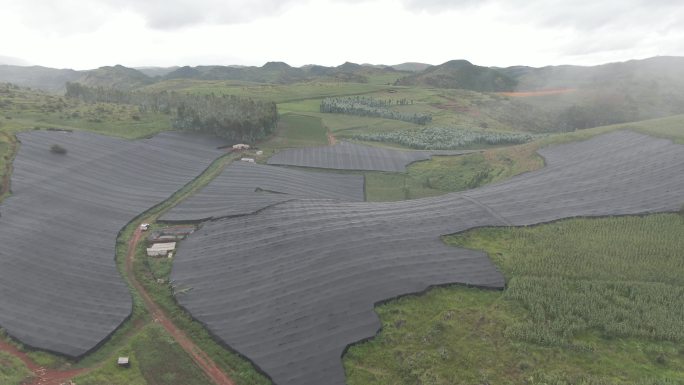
[125,227,235,385]
[327,129,337,146]
[0,338,84,385]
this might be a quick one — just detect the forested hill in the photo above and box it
[3,56,684,96]
[498,56,684,91]
[394,60,518,92]
[75,65,153,91]
[0,65,80,92]
[65,83,277,142]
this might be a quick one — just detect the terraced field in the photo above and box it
[172,131,684,385]
[161,161,365,222]
[267,141,469,172]
[0,130,226,357]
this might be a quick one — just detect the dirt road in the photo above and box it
[125,227,235,385]
[0,338,85,385]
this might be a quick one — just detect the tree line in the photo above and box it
[320,96,431,125]
[65,82,277,142]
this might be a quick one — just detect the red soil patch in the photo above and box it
[0,338,85,385]
[497,88,576,97]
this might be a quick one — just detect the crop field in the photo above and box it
[170,131,684,385]
[319,96,433,125]
[352,126,538,150]
[0,130,226,357]
[345,214,684,384]
[263,113,328,149]
[161,161,365,222]
[267,141,469,172]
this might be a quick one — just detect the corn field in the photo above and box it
[320,96,432,125]
[345,214,684,385]
[352,126,537,149]
[452,214,684,346]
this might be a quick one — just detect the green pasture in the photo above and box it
[345,214,684,385]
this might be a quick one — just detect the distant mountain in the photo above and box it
[500,56,684,91]
[0,55,30,66]
[336,61,364,73]
[163,62,310,84]
[75,65,153,90]
[395,59,517,92]
[0,65,80,92]
[135,66,180,77]
[392,62,431,72]
[160,61,401,84]
[3,56,684,97]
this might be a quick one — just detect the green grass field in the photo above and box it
[1,79,683,385]
[366,141,544,201]
[141,80,385,103]
[265,113,328,148]
[74,324,213,385]
[0,350,32,385]
[344,214,684,385]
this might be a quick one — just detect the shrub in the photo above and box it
[50,144,67,154]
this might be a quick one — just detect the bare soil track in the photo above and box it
[125,227,235,385]
[0,338,85,385]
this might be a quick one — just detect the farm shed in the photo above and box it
[240,157,255,163]
[233,143,250,150]
[146,242,176,257]
[161,226,196,236]
[117,357,130,368]
[147,226,196,243]
[147,234,179,243]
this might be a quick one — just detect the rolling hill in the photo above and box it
[395,59,517,92]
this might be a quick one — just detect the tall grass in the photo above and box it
[345,214,684,384]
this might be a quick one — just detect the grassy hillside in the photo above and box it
[0,83,170,203]
[0,83,169,138]
[395,60,517,92]
[75,65,153,90]
[141,80,385,102]
[0,65,80,92]
[363,114,684,202]
[345,214,684,385]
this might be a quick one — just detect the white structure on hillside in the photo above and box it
[233,143,250,150]
[146,242,176,257]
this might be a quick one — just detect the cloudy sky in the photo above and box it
[1,0,683,69]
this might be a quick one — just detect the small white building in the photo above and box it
[117,357,130,368]
[256,150,264,155]
[240,157,255,163]
[146,242,176,257]
[232,143,250,150]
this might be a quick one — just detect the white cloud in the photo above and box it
[0,0,682,69]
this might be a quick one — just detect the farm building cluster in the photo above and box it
[145,225,195,257]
